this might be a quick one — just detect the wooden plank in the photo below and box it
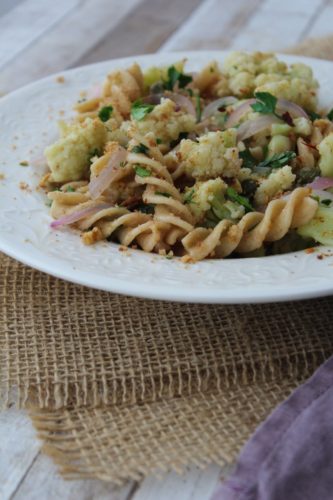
[75,0,203,67]
[160,0,263,51]
[305,0,333,39]
[0,410,40,499]
[0,0,143,94]
[228,0,325,50]
[12,453,136,500]
[0,0,79,69]
[132,465,222,500]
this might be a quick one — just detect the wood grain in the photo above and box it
[12,454,135,500]
[0,410,40,499]
[74,0,203,66]
[160,0,263,51]
[0,0,143,93]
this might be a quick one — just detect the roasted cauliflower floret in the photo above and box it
[255,78,317,111]
[45,118,107,183]
[254,165,296,206]
[132,98,195,144]
[184,178,227,222]
[318,133,333,177]
[223,51,318,108]
[178,130,241,180]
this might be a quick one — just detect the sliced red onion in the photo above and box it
[143,92,196,117]
[201,96,238,121]
[166,92,196,117]
[89,146,127,200]
[311,189,333,202]
[225,99,256,128]
[306,177,333,190]
[276,99,308,119]
[225,97,308,130]
[237,115,282,141]
[50,204,111,229]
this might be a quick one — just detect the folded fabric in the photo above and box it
[212,356,333,500]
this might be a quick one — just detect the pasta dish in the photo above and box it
[42,52,333,261]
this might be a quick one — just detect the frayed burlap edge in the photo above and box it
[30,380,299,484]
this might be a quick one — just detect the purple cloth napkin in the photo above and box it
[212,356,333,500]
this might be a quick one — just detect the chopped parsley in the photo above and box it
[134,165,151,177]
[251,92,278,116]
[256,151,296,170]
[307,110,321,121]
[155,191,171,197]
[210,196,231,220]
[131,143,149,155]
[327,108,333,121]
[239,149,256,169]
[136,203,155,214]
[187,88,194,97]
[156,138,163,144]
[19,161,29,167]
[226,187,254,212]
[131,100,155,121]
[66,186,75,192]
[98,105,113,122]
[183,189,195,204]
[195,94,201,122]
[320,199,332,206]
[164,66,193,91]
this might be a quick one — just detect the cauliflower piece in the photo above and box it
[318,133,333,177]
[254,165,296,206]
[255,78,317,111]
[178,130,241,180]
[133,98,195,144]
[45,118,107,183]
[184,178,227,222]
[223,51,318,109]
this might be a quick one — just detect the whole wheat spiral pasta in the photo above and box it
[43,52,333,261]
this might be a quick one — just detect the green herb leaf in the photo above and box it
[131,100,155,121]
[251,92,278,115]
[321,199,332,206]
[19,161,29,166]
[164,66,193,91]
[131,143,149,155]
[155,191,171,197]
[98,105,113,122]
[210,196,231,220]
[226,187,254,212]
[256,151,296,170]
[66,186,75,192]
[156,138,163,144]
[134,165,152,177]
[187,88,194,97]
[136,203,155,214]
[195,94,201,122]
[239,149,256,169]
[307,110,321,121]
[184,189,195,204]
[327,109,333,121]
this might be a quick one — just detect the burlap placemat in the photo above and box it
[1,36,333,484]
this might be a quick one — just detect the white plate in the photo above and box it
[1,51,333,303]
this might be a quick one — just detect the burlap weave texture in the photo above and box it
[1,35,333,484]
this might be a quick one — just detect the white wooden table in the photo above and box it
[0,0,331,498]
